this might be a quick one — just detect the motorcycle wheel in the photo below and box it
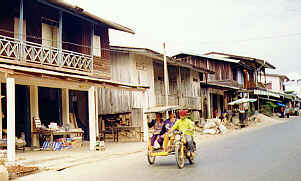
[175,144,185,169]
[147,152,156,165]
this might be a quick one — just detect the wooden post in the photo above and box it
[90,24,94,71]
[163,43,169,109]
[0,83,2,139]
[30,85,39,147]
[59,11,63,65]
[143,110,148,143]
[207,90,211,118]
[95,87,99,137]
[177,67,182,106]
[62,88,69,125]
[19,0,23,42]
[7,77,15,162]
[88,86,96,151]
[19,0,24,61]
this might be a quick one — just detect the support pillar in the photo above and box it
[7,78,15,162]
[58,11,63,65]
[88,86,96,151]
[62,88,69,125]
[95,88,99,137]
[0,83,2,139]
[19,0,24,60]
[30,85,39,147]
[207,90,211,118]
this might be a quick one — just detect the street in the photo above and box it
[17,117,301,181]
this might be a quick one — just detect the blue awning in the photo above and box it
[276,102,285,107]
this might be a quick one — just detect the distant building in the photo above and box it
[258,74,289,93]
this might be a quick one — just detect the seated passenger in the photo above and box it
[147,113,164,151]
[161,111,178,152]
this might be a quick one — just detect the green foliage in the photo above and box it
[261,101,276,117]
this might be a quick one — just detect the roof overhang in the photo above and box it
[0,63,148,90]
[204,52,276,69]
[173,53,240,64]
[37,0,135,34]
[111,46,215,74]
[200,81,241,90]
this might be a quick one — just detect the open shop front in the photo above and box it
[0,64,148,162]
[99,111,143,142]
[0,84,30,151]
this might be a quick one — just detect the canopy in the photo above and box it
[276,102,286,107]
[228,98,257,105]
[144,105,180,114]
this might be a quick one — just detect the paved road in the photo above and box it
[17,117,301,181]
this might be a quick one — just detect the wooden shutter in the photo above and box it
[93,35,101,57]
[42,23,58,48]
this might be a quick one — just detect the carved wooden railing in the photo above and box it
[0,35,93,72]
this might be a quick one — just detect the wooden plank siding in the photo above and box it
[98,52,156,115]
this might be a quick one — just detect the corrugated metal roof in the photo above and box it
[205,52,276,69]
[111,46,215,74]
[173,52,240,64]
[38,0,135,34]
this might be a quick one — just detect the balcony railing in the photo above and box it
[156,95,179,106]
[155,95,202,109]
[180,96,202,109]
[0,35,93,72]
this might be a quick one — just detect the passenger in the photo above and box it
[169,110,195,155]
[161,111,178,152]
[147,113,164,151]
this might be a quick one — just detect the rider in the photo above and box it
[147,113,164,151]
[161,111,178,152]
[169,110,195,155]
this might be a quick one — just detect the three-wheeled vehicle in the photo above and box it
[144,106,196,169]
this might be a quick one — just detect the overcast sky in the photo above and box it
[74,0,301,74]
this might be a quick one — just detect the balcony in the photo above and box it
[0,35,93,73]
[155,95,179,106]
[155,95,202,110]
[180,96,202,110]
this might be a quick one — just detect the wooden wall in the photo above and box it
[93,26,111,79]
[98,52,155,115]
[0,1,17,38]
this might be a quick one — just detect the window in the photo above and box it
[14,18,26,40]
[93,35,101,57]
[42,23,59,48]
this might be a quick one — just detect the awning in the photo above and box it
[253,89,280,98]
[0,63,149,90]
[144,105,180,114]
[276,102,286,107]
[228,98,257,105]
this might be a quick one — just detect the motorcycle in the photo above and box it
[173,129,195,168]
[147,127,196,169]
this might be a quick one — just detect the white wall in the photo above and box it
[259,75,282,92]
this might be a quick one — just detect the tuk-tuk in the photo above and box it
[144,106,195,169]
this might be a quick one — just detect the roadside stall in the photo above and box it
[228,98,257,127]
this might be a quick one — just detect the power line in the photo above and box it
[197,32,301,44]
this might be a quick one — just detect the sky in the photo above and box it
[73,0,301,75]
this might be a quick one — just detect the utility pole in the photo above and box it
[163,43,169,114]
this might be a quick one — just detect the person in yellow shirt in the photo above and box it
[169,110,195,153]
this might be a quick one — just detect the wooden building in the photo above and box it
[173,52,276,118]
[98,46,213,138]
[0,0,146,162]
